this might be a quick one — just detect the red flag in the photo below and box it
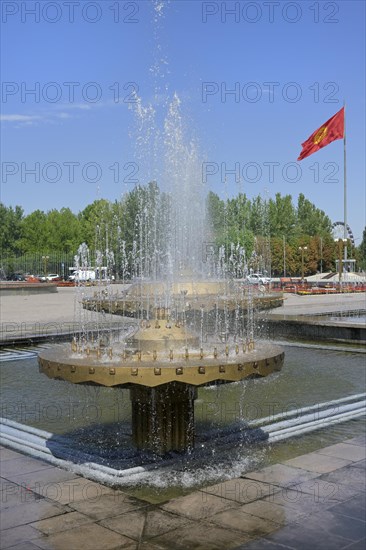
[297,107,344,161]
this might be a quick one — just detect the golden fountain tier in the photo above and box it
[38,340,284,388]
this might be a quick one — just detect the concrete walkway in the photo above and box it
[1,435,365,549]
[268,292,366,317]
[0,286,130,344]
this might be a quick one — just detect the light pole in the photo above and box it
[298,246,308,280]
[335,239,347,284]
[283,235,286,277]
[320,236,323,274]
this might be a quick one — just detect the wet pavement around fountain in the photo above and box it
[1,435,365,549]
[1,289,365,548]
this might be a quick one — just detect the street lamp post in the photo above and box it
[320,237,323,274]
[298,246,308,280]
[335,239,347,285]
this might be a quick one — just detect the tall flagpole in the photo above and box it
[343,101,347,264]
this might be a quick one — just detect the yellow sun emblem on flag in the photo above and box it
[314,126,328,145]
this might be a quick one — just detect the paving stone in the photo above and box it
[319,466,366,493]
[34,522,137,550]
[317,443,366,462]
[100,506,193,540]
[1,543,44,550]
[261,519,355,550]
[297,477,362,504]
[121,484,187,505]
[328,494,366,522]
[6,466,79,486]
[161,490,240,520]
[0,456,52,479]
[208,506,280,538]
[304,508,366,542]
[0,524,43,549]
[0,498,66,530]
[284,451,352,474]
[137,542,169,550]
[201,478,280,504]
[242,464,320,488]
[342,539,366,550]
[0,476,14,491]
[345,435,366,446]
[233,538,295,549]
[0,474,81,513]
[262,487,332,515]
[32,476,116,505]
[149,520,249,549]
[31,510,93,535]
[237,499,307,524]
[70,492,147,521]
[1,480,43,509]
[354,495,366,515]
[1,477,30,493]
[352,459,366,470]
[0,447,24,461]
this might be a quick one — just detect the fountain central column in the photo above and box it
[130,382,197,454]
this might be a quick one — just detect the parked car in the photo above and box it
[45,274,62,282]
[6,273,26,281]
[246,273,271,284]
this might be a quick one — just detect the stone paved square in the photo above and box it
[284,451,352,473]
[242,463,320,488]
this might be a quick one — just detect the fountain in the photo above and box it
[38,238,284,456]
[38,2,284,456]
[38,291,284,454]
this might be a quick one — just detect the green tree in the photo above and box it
[268,193,296,238]
[249,196,265,236]
[206,191,225,240]
[45,208,81,253]
[226,194,254,253]
[296,193,332,236]
[356,227,366,270]
[79,199,113,250]
[18,210,49,253]
[0,203,24,256]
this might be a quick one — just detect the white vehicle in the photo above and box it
[246,273,271,284]
[69,269,96,282]
[46,274,61,281]
[68,267,114,283]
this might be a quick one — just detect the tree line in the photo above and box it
[1,183,365,277]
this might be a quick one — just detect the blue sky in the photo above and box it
[1,0,365,243]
